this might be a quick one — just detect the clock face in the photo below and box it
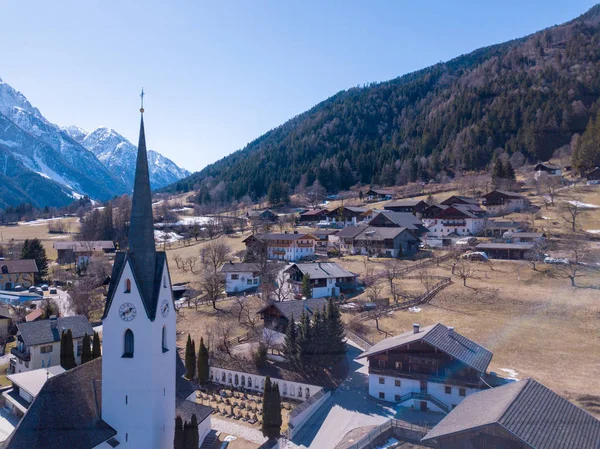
[160,299,170,318]
[119,302,137,322]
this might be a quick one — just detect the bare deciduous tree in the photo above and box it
[454,260,475,287]
[68,257,111,318]
[560,197,586,232]
[556,239,590,287]
[383,260,404,304]
[199,239,232,274]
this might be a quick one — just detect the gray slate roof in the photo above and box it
[354,226,410,241]
[286,262,357,280]
[53,241,114,251]
[384,200,423,208]
[422,378,600,449]
[176,398,213,424]
[486,220,523,229]
[17,316,94,347]
[258,298,328,321]
[0,259,38,274]
[370,211,425,229]
[260,233,315,241]
[1,358,116,449]
[357,323,492,373]
[476,242,535,250]
[220,262,261,273]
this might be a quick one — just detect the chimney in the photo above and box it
[448,326,455,336]
[413,323,420,334]
[50,315,57,329]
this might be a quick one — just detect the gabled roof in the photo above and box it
[300,209,328,216]
[335,225,368,239]
[1,358,116,449]
[17,316,94,347]
[53,241,115,251]
[285,262,357,280]
[25,309,43,322]
[367,188,395,196]
[486,220,524,229]
[435,205,480,219]
[384,200,425,208]
[260,233,315,241]
[357,323,492,373]
[483,190,525,199]
[369,211,426,229]
[422,378,600,448]
[257,298,328,321]
[220,262,260,273]
[441,196,479,206]
[535,162,561,170]
[0,259,38,274]
[7,366,65,398]
[354,226,411,242]
[476,242,535,250]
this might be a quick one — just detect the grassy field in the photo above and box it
[346,259,600,416]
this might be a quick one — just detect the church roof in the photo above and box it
[1,358,116,449]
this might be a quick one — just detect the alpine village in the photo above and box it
[1,3,600,449]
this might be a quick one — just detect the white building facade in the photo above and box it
[221,262,261,294]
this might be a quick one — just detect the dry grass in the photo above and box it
[348,259,600,415]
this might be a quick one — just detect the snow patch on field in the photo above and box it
[568,200,599,209]
[586,230,600,234]
[154,230,183,243]
[20,217,63,226]
[499,368,520,380]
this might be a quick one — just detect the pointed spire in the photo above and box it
[128,90,156,304]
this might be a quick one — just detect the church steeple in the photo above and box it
[127,89,157,310]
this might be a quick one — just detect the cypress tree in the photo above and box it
[190,414,199,449]
[326,297,346,365]
[184,334,196,380]
[174,416,184,449]
[182,418,193,449]
[283,315,298,369]
[272,383,282,438]
[59,330,66,368]
[81,333,92,364]
[301,274,313,299]
[261,376,281,439]
[311,309,325,369]
[92,331,101,359]
[61,329,76,370]
[197,337,209,385]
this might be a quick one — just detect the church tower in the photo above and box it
[101,94,176,448]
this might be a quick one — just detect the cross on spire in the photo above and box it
[140,88,145,113]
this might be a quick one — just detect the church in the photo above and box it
[1,100,212,449]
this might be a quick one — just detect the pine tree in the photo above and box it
[297,310,311,371]
[92,331,101,359]
[503,160,516,181]
[301,274,313,299]
[21,238,49,282]
[311,309,325,369]
[325,297,346,366]
[184,334,196,380]
[283,315,298,369]
[81,333,92,364]
[491,158,506,189]
[61,329,76,370]
[174,416,184,449]
[197,337,209,385]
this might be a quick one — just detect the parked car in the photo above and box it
[49,287,57,295]
[14,285,23,291]
[460,251,488,261]
[41,284,49,291]
[28,286,37,293]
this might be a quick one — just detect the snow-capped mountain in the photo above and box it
[0,76,129,207]
[64,126,190,191]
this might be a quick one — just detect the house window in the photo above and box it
[378,359,386,368]
[162,326,168,353]
[378,377,385,385]
[123,329,134,358]
[394,394,401,401]
[124,279,131,293]
[395,361,402,370]
[77,341,83,357]
[40,345,53,354]
[445,386,452,394]
[247,279,252,285]
[231,274,239,280]
[378,392,385,399]
[459,388,466,397]
[395,379,401,387]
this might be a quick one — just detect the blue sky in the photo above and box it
[0,0,597,172]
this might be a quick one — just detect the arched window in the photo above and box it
[162,326,168,353]
[123,329,134,358]
[241,375,246,387]
[248,377,252,388]
[228,373,233,384]
[222,372,226,382]
[283,384,288,396]
[261,379,265,389]
[290,385,295,396]
[234,374,239,386]
[124,279,131,293]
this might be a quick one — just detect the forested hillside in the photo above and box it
[165,5,600,204]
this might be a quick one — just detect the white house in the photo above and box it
[280,262,359,299]
[221,262,261,295]
[425,205,485,246]
[243,232,316,262]
[357,323,510,414]
[10,315,94,374]
[481,190,529,215]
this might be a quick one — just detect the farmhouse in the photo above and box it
[368,211,429,237]
[481,190,529,215]
[534,161,562,177]
[324,206,373,227]
[384,200,428,215]
[0,259,38,290]
[243,232,316,262]
[357,323,508,413]
[335,225,419,258]
[246,209,278,223]
[475,242,534,260]
[422,378,600,449]
[425,206,485,246]
[441,196,479,208]
[298,208,328,224]
[220,262,261,295]
[366,188,394,201]
[421,204,449,219]
[281,262,359,299]
[53,240,115,265]
[258,297,328,332]
[10,315,94,374]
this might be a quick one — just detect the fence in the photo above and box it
[344,419,432,449]
[345,329,374,350]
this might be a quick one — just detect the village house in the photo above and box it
[9,315,94,374]
[481,190,529,215]
[220,262,261,295]
[3,366,65,418]
[0,305,12,340]
[481,219,527,237]
[368,211,429,238]
[334,225,419,258]
[53,240,115,266]
[298,208,328,224]
[257,297,328,333]
[421,204,449,219]
[475,242,534,260]
[366,189,395,202]
[246,209,278,223]
[586,167,600,184]
[534,162,562,177]
[384,199,428,215]
[0,260,38,290]
[441,196,480,208]
[357,323,509,414]
[324,206,373,228]
[422,378,600,449]
[425,205,485,246]
[243,232,316,262]
[280,262,359,299]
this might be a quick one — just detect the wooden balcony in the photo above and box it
[369,367,481,388]
[11,347,31,362]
